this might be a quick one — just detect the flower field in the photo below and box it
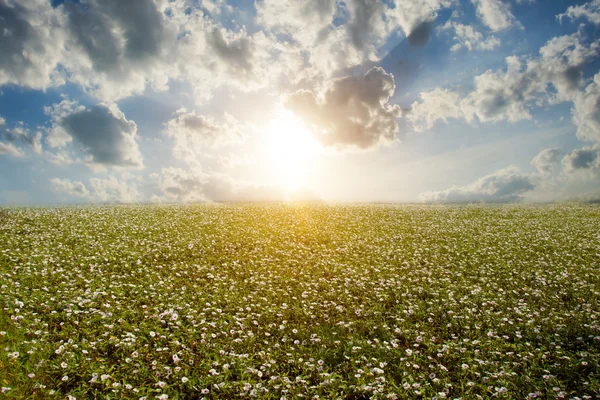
[1,204,599,399]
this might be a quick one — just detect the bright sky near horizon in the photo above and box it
[1,0,600,204]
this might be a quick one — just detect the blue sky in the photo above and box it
[1,0,600,204]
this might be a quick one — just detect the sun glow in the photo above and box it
[264,111,321,192]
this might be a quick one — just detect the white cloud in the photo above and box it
[165,109,246,164]
[0,116,5,126]
[50,178,90,199]
[0,0,464,106]
[176,13,306,102]
[0,124,43,155]
[256,0,336,48]
[409,33,599,130]
[344,0,391,51]
[573,73,600,143]
[408,88,463,131]
[46,100,143,168]
[420,166,536,203]
[0,0,66,90]
[287,67,402,149]
[562,145,600,175]
[471,0,519,32]
[531,148,562,175]
[0,0,309,104]
[89,175,141,203]
[0,141,24,158]
[441,21,501,52]
[558,0,600,25]
[387,0,455,39]
[57,0,177,101]
[158,167,287,203]
[50,175,141,203]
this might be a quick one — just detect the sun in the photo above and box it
[264,110,321,192]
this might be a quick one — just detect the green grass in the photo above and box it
[0,204,599,399]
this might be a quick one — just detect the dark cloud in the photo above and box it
[0,123,42,155]
[0,2,35,76]
[63,2,120,73]
[53,103,143,168]
[562,146,600,173]
[63,0,166,67]
[407,20,433,47]
[345,0,387,50]
[208,28,254,73]
[0,0,63,89]
[420,167,536,203]
[287,67,402,149]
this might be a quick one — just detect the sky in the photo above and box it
[1,0,600,204]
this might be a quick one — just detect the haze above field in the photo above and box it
[1,0,600,204]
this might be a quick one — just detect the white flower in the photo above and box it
[62,375,69,381]
[181,377,189,383]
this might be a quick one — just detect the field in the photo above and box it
[1,204,599,399]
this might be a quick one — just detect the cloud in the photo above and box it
[177,12,306,101]
[58,0,176,100]
[562,145,600,175]
[255,0,336,47]
[158,167,287,203]
[420,166,536,203]
[256,0,454,80]
[408,88,463,131]
[440,20,501,52]
[344,0,390,51]
[0,124,43,155]
[88,175,141,203]
[573,73,600,143]
[0,0,461,105]
[0,0,308,103]
[531,148,562,175]
[0,116,5,126]
[50,175,141,203]
[471,0,518,32]
[287,67,402,149]
[387,0,454,39]
[409,33,599,130]
[0,0,66,90]
[46,100,143,168]
[0,141,24,158]
[50,178,90,199]
[165,109,245,164]
[558,0,600,25]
